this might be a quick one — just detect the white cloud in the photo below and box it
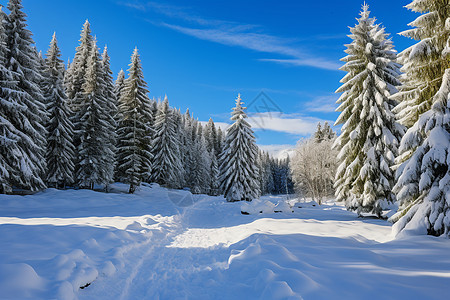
[247,112,332,136]
[304,94,339,113]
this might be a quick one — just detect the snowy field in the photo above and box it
[1,184,449,300]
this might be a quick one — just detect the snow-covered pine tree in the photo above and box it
[181,109,193,186]
[216,127,224,158]
[65,20,93,169]
[391,69,450,236]
[115,48,153,193]
[0,5,17,193]
[2,0,47,192]
[44,33,75,189]
[392,0,450,129]
[314,123,324,143]
[113,69,125,125]
[219,94,260,202]
[322,122,336,140]
[151,96,183,188]
[390,0,450,236]
[204,118,217,153]
[99,46,117,188]
[76,40,113,189]
[265,152,275,194]
[190,133,211,194]
[209,149,220,196]
[333,4,403,217]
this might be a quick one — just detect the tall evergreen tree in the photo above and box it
[392,0,450,128]
[392,69,450,236]
[99,46,117,187]
[209,149,220,196]
[2,0,47,192]
[76,40,113,189]
[66,20,93,170]
[151,96,183,188]
[116,48,153,193]
[190,133,210,194]
[0,5,17,193]
[204,118,217,153]
[333,4,403,217]
[113,69,125,125]
[44,33,75,188]
[219,94,260,202]
[391,0,450,236]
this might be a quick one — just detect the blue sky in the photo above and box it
[21,0,416,153]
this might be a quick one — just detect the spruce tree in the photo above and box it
[392,69,450,236]
[116,48,153,193]
[209,149,220,196]
[333,4,403,217]
[219,94,260,202]
[190,133,210,194]
[392,0,450,128]
[2,0,47,191]
[314,123,324,143]
[66,20,93,169]
[391,0,450,236]
[44,33,75,188]
[99,46,117,187]
[0,5,16,193]
[204,118,217,153]
[76,40,113,189]
[113,69,125,125]
[151,96,183,188]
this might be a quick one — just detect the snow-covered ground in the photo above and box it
[1,184,449,300]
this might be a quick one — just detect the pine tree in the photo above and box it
[391,0,450,236]
[2,0,47,192]
[314,123,324,143]
[322,122,336,140]
[113,69,125,125]
[0,5,17,193]
[190,133,210,194]
[216,127,224,159]
[391,69,450,237]
[66,20,93,170]
[116,48,153,193]
[219,94,260,202]
[76,40,113,189]
[204,118,217,153]
[99,46,117,188]
[392,0,450,128]
[333,4,403,217]
[151,96,183,188]
[44,33,75,188]
[209,149,220,196]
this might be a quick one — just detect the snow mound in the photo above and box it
[241,199,275,214]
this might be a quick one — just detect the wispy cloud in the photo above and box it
[246,112,334,136]
[161,23,302,58]
[260,58,340,71]
[303,94,339,113]
[120,1,340,71]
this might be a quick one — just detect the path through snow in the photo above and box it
[1,184,450,299]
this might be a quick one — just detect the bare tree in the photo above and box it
[291,137,338,204]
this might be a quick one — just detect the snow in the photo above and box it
[1,185,450,299]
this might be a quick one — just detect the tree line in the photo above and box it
[0,0,290,201]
